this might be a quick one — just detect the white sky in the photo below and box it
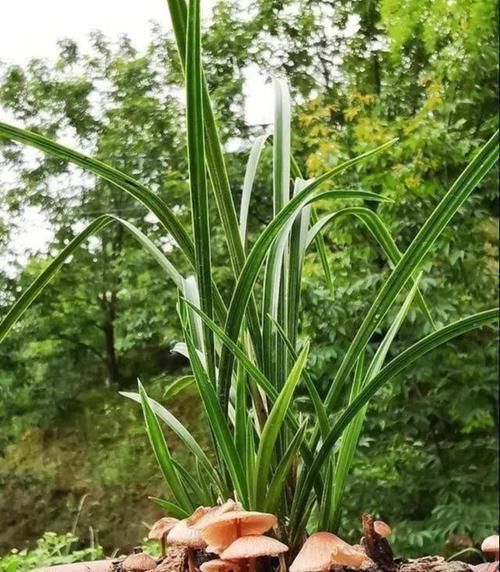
[0,0,273,118]
[0,0,274,272]
[1,0,198,63]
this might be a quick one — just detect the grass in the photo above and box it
[0,0,498,554]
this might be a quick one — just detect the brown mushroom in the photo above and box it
[220,535,288,572]
[188,500,242,530]
[200,511,277,552]
[373,520,392,538]
[148,517,179,556]
[331,541,367,568]
[122,550,157,571]
[290,532,366,572]
[200,559,241,572]
[290,532,339,572]
[482,535,500,561]
[167,519,207,572]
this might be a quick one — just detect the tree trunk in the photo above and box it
[100,289,121,388]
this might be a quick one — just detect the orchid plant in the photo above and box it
[0,0,498,553]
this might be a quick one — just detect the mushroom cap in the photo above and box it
[200,559,241,572]
[290,532,339,572]
[331,543,366,568]
[220,535,288,560]
[482,535,500,553]
[290,532,366,572]
[122,552,157,571]
[373,520,392,538]
[200,511,277,551]
[167,518,207,548]
[188,500,242,530]
[148,517,180,540]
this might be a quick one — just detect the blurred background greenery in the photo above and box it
[0,0,498,560]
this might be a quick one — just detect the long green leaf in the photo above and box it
[0,214,200,342]
[234,359,248,464]
[186,0,215,380]
[273,81,291,391]
[217,164,396,409]
[265,422,306,514]
[0,215,110,343]
[287,179,311,349]
[165,0,246,278]
[164,0,268,380]
[254,342,310,508]
[183,299,325,497]
[261,220,289,384]
[0,121,194,261]
[267,314,329,439]
[261,79,291,387]
[307,206,434,328]
[324,130,498,411]
[149,497,190,519]
[240,134,269,247]
[246,418,257,508]
[329,278,421,530]
[120,390,220,491]
[163,375,195,401]
[138,381,193,512]
[290,307,499,537]
[182,311,248,503]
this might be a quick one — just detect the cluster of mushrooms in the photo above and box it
[113,500,499,572]
[149,500,287,572]
[142,499,381,572]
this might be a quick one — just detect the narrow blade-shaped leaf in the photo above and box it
[324,131,498,410]
[138,381,193,512]
[149,497,190,519]
[0,121,195,261]
[121,390,220,491]
[306,206,434,328]
[240,134,269,246]
[254,342,310,508]
[264,422,306,514]
[186,0,215,379]
[163,375,195,401]
[165,0,246,280]
[0,215,111,343]
[290,307,499,537]
[182,311,248,503]
[218,174,395,408]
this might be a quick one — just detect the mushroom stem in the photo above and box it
[187,547,197,572]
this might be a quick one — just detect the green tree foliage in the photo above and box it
[0,0,497,555]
